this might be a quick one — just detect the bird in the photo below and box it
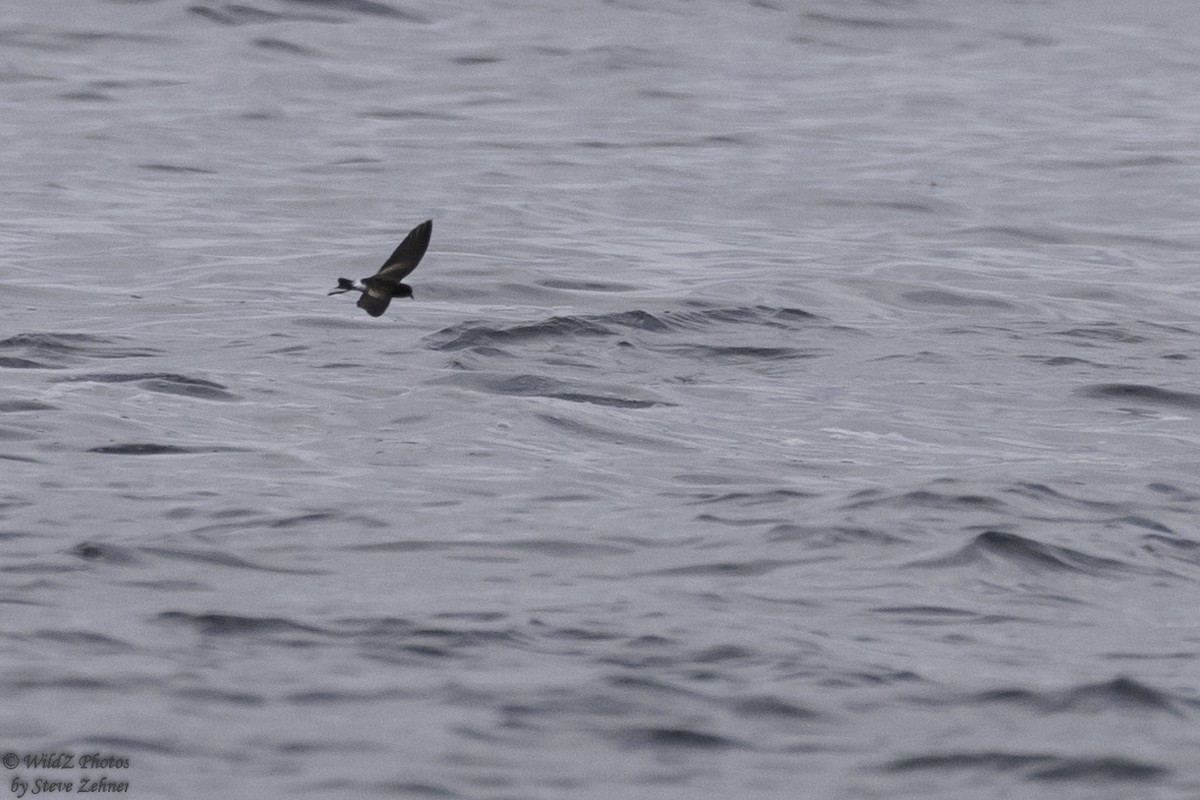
[328,219,433,317]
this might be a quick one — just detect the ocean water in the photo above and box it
[3,1,1200,797]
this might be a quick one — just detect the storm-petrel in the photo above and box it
[328,219,432,317]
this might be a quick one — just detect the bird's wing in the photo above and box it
[356,284,393,317]
[372,219,432,283]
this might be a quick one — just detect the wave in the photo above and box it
[53,372,239,402]
[424,305,821,352]
[0,333,161,369]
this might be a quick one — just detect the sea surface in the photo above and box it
[3,1,1200,797]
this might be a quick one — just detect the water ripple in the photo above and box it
[430,372,675,408]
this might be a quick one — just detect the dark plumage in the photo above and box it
[328,220,433,317]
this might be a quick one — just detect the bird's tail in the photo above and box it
[328,278,356,295]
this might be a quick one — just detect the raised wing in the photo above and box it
[372,219,432,283]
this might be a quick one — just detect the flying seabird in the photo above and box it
[328,219,433,317]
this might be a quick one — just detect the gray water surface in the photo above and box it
[4,1,1200,798]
